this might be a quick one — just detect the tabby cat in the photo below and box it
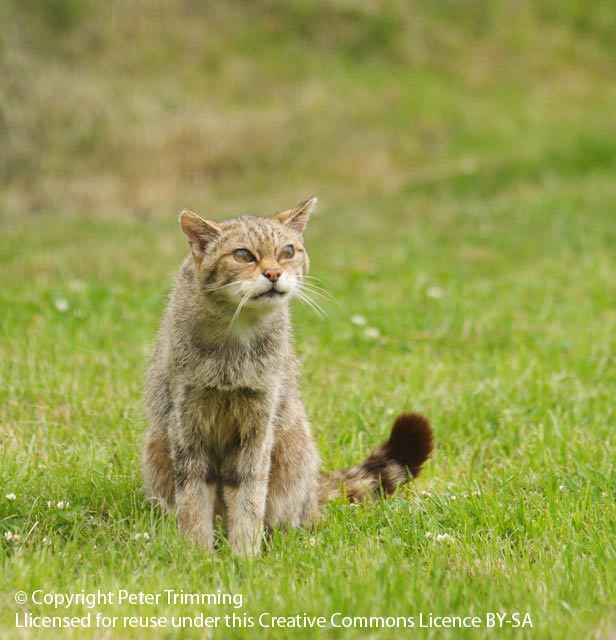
[142,198,433,555]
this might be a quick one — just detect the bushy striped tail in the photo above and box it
[318,413,433,504]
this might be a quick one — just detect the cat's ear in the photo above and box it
[179,210,222,259]
[273,197,318,234]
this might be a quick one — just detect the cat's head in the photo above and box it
[179,198,316,314]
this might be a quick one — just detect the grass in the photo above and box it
[1,1,615,638]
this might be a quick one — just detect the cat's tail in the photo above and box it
[317,413,433,504]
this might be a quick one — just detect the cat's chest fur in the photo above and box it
[175,336,283,451]
[180,331,284,392]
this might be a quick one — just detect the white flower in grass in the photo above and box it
[350,314,367,326]
[5,493,16,501]
[420,490,432,498]
[134,532,150,542]
[363,327,380,339]
[308,537,316,547]
[426,287,444,299]
[602,492,608,498]
[435,533,454,543]
[42,537,52,546]
[425,531,454,543]
[54,298,69,312]
[558,485,566,492]
[47,500,70,509]
[4,531,21,543]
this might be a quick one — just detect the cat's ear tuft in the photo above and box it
[273,197,318,234]
[179,210,222,258]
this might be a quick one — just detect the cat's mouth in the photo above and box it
[252,288,287,300]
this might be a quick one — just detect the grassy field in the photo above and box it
[1,1,615,638]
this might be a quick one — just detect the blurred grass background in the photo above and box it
[2,0,615,219]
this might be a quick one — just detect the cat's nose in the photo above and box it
[263,267,282,283]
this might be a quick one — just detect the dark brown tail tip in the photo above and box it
[384,413,434,477]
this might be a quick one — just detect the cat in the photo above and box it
[142,197,433,555]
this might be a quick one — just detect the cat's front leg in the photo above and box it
[222,433,273,556]
[223,473,269,556]
[172,435,216,551]
[175,476,216,551]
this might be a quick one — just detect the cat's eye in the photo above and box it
[279,245,295,260]
[233,248,256,263]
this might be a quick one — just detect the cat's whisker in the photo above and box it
[294,289,328,321]
[297,280,336,302]
[297,286,328,315]
[295,295,325,321]
[298,276,336,297]
[297,282,335,309]
[227,290,253,334]
[299,291,328,318]
[301,275,328,286]
[298,288,330,302]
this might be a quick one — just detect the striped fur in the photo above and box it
[142,198,434,555]
[318,414,434,503]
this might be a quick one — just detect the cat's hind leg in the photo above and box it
[265,421,319,529]
[142,425,176,509]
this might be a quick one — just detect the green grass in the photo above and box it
[2,188,614,638]
[1,1,615,638]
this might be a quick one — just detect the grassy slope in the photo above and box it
[1,1,615,638]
